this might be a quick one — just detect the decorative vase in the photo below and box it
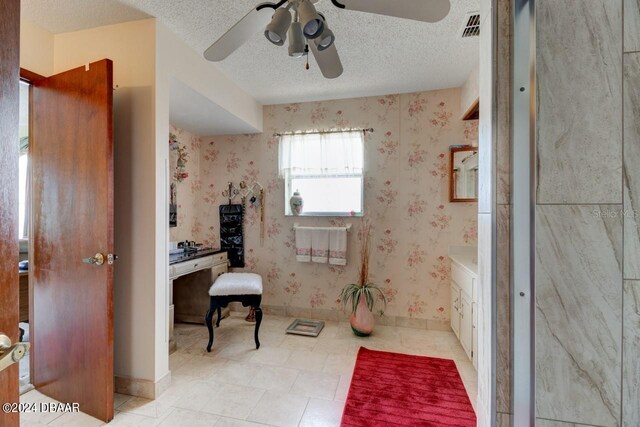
[350,293,375,336]
[289,191,304,216]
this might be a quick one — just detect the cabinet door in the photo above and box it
[459,290,473,360]
[450,282,461,338]
[472,300,478,369]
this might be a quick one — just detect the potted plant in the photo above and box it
[339,221,387,336]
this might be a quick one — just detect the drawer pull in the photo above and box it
[194,264,198,268]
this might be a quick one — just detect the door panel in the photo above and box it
[459,290,473,360]
[0,1,21,426]
[450,282,460,339]
[0,0,20,427]
[31,59,114,422]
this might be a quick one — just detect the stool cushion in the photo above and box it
[209,273,263,296]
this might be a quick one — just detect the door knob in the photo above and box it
[0,333,29,373]
[83,253,105,266]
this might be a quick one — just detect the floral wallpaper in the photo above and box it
[170,87,478,325]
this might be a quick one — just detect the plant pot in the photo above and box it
[350,293,374,336]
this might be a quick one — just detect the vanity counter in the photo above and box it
[448,246,478,276]
[169,248,226,265]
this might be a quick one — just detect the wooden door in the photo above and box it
[31,59,114,422]
[0,1,21,425]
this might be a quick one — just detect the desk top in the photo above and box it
[169,248,226,265]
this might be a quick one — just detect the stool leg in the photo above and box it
[205,307,215,352]
[216,307,222,328]
[254,307,263,349]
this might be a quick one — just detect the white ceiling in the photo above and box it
[22,0,480,105]
[170,78,260,135]
[21,0,150,33]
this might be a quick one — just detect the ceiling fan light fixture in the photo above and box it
[288,21,306,57]
[264,8,292,46]
[314,19,335,51]
[298,0,324,39]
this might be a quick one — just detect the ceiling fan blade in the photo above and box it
[204,4,275,62]
[309,43,344,79]
[338,0,450,23]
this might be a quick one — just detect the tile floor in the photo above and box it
[21,312,477,427]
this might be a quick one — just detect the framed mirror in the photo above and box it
[169,182,177,227]
[450,146,478,202]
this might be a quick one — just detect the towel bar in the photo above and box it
[292,223,352,232]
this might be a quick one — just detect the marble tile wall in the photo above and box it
[535,420,594,427]
[622,48,640,427]
[623,281,640,426]
[625,0,640,53]
[534,1,633,426]
[624,54,640,279]
[495,205,510,414]
[494,0,512,420]
[535,205,622,427]
[536,0,622,205]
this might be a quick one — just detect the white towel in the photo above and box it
[295,227,312,262]
[311,228,329,263]
[329,228,347,266]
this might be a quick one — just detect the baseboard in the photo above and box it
[232,304,451,332]
[114,371,171,399]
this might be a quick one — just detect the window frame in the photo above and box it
[279,129,366,217]
[18,68,44,244]
[284,171,365,217]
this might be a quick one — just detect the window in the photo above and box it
[18,81,30,239]
[279,130,364,216]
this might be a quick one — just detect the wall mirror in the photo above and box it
[450,146,478,202]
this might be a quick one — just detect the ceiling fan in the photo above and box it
[203,0,451,79]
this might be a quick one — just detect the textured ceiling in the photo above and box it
[22,0,480,105]
[21,0,150,33]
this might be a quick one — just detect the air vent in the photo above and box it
[460,12,480,38]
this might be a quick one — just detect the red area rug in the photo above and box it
[341,348,476,427]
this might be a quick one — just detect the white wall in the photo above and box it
[461,63,479,118]
[20,20,54,76]
[52,19,163,384]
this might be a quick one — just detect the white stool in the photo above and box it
[206,273,263,352]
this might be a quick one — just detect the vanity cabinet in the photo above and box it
[459,288,473,359]
[450,281,461,338]
[450,259,477,368]
[169,250,229,352]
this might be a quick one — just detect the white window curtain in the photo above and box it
[278,130,364,177]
